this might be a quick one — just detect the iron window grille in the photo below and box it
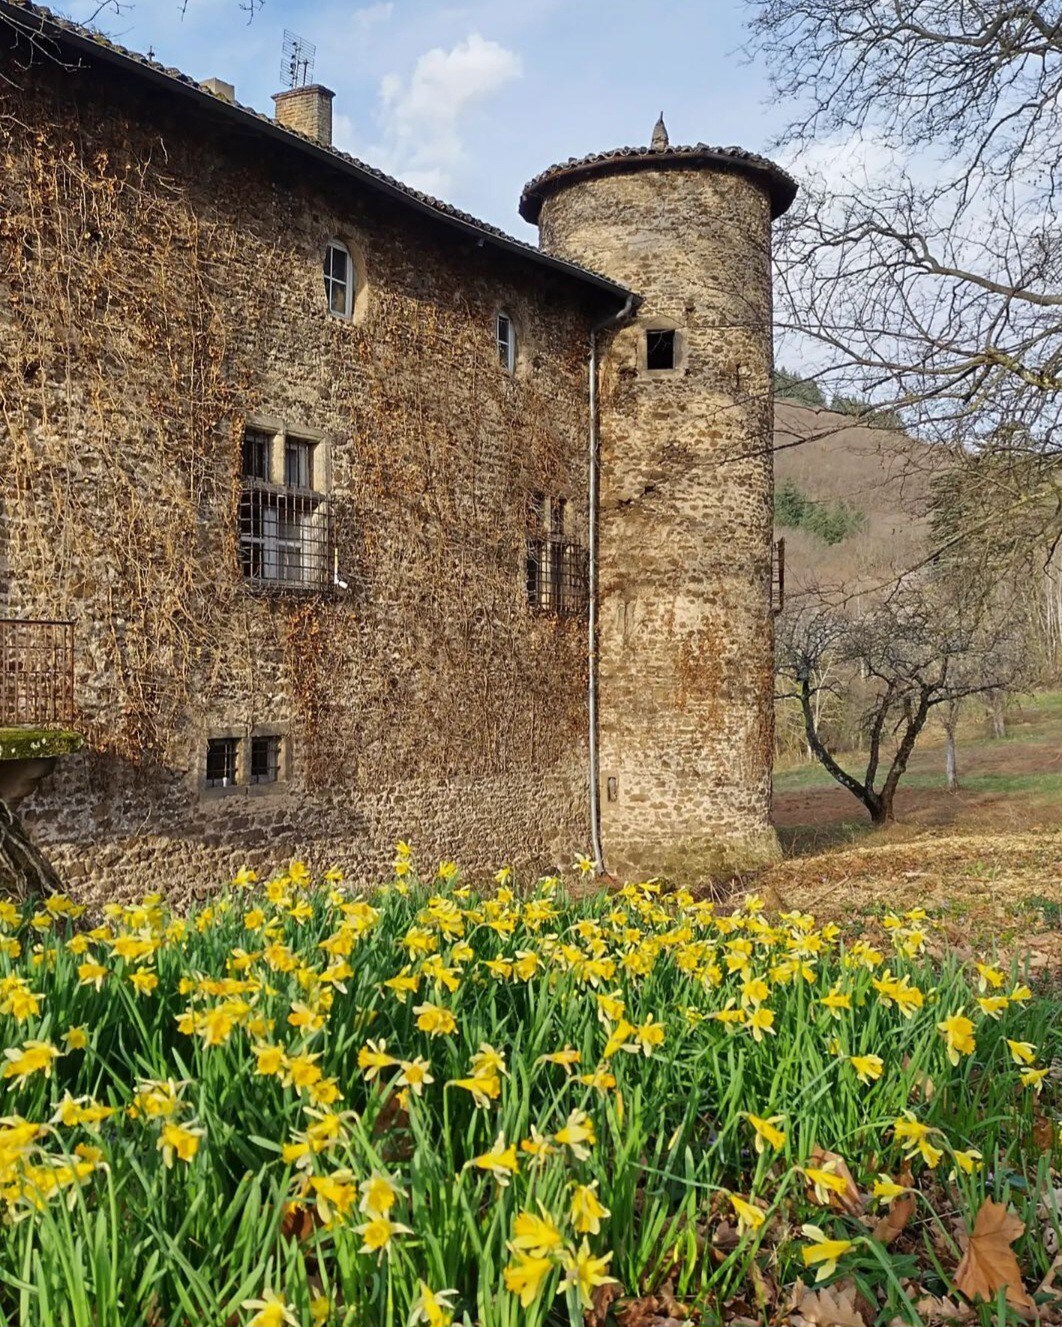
[239,428,330,591]
[250,734,282,784]
[526,494,588,616]
[205,737,238,788]
[0,619,75,727]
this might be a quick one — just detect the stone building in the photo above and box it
[0,0,796,896]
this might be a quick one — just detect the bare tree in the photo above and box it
[776,579,1026,823]
[747,1,1062,565]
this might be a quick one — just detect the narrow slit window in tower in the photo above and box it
[646,329,676,371]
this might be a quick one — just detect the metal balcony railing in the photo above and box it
[0,619,75,728]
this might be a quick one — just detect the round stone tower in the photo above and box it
[520,124,797,881]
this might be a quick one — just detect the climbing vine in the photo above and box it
[0,66,591,793]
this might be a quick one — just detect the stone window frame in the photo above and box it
[199,724,291,800]
[322,235,369,324]
[238,417,333,595]
[637,315,689,379]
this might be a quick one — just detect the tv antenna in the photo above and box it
[281,31,315,89]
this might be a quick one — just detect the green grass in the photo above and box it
[774,692,1062,804]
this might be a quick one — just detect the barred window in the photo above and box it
[526,493,587,616]
[250,734,282,784]
[205,737,238,789]
[239,427,330,591]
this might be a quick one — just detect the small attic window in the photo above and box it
[646,329,676,371]
[323,240,353,318]
[497,312,516,372]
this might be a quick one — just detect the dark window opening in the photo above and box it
[284,438,315,490]
[250,735,282,784]
[205,737,238,788]
[646,329,676,371]
[242,429,271,481]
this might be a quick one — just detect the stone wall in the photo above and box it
[0,49,603,899]
[537,166,780,878]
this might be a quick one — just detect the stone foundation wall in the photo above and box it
[0,49,603,896]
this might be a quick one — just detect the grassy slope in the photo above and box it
[763,693,1062,935]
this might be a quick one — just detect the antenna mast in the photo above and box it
[280,30,316,89]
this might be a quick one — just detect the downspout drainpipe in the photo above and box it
[589,294,636,876]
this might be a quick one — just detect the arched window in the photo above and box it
[496,311,517,372]
[323,239,354,318]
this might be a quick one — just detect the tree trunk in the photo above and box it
[0,800,62,899]
[945,730,958,790]
[943,698,961,790]
[869,789,894,825]
[990,693,1007,739]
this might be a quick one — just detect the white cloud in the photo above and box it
[352,3,394,30]
[365,33,522,196]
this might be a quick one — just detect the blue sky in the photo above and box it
[62,0,786,241]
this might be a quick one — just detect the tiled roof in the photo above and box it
[519,144,799,223]
[0,0,633,303]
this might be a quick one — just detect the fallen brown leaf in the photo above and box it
[911,1293,972,1324]
[953,1198,1035,1314]
[872,1192,916,1246]
[809,1146,864,1217]
[585,1277,624,1327]
[710,1218,740,1257]
[788,1278,865,1327]
[1033,1112,1056,1153]
[615,1296,690,1327]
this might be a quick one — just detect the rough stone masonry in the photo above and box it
[0,0,796,897]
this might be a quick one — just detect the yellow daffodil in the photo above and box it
[729,1192,766,1235]
[937,1011,976,1066]
[503,1251,554,1307]
[872,1175,908,1204]
[510,1207,564,1258]
[849,1054,884,1085]
[241,1290,299,1327]
[570,1182,610,1235]
[561,1240,617,1307]
[800,1224,856,1282]
[2,1040,60,1084]
[410,1283,457,1327]
[554,1109,596,1160]
[356,1214,411,1255]
[471,1133,519,1184]
[413,1003,457,1036]
[158,1121,204,1167]
[746,1113,786,1152]
[1007,1039,1037,1065]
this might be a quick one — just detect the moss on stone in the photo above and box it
[0,729,84,762]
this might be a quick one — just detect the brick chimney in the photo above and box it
[272,85,335,146]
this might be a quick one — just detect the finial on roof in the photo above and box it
[651,112,669,151]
